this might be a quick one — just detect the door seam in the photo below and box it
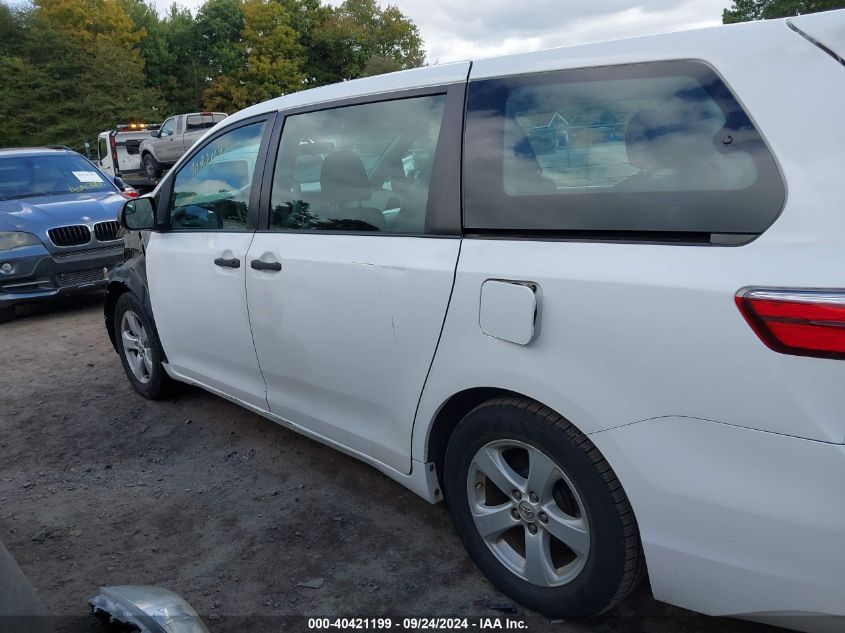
[242,231,271,410]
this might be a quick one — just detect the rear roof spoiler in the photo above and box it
[787,11,845,66]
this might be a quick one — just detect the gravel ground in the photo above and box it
[0,295,778,633]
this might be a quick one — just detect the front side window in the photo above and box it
[98,137,108,162]
[464,61,785,237]
[270,95,446,234]
[169,121,265,230]
[160,118,175,137]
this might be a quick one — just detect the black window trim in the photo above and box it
[257,82,467,237]
[156,112,277,233]
[462,59,786,245]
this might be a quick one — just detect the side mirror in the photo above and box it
[121,197,156,231]
[113,176,126,190]
[150,130,160,138]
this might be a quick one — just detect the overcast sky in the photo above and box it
[149,0,729,63]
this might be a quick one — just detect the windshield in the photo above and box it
[0,154,115,200]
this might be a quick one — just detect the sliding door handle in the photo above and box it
[250,259,282,272]
[214,257,240,268]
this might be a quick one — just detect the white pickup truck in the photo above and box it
[97,124,161,188]
[138,112,227,179]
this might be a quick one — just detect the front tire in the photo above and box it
[114,292,173,399]
[0,305,14,323]
[444,397,644,618]
[142,153,161,180]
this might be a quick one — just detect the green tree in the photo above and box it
[314,0,425,82]
[723,0,845,22]
[123,0,205,112]
[205,0,305,110]
[195,0,244,80]
[0,0,428,148]
[0,2,25,56]
[159,5,206,111]
[277,0,335,86]
[0,0,160,150]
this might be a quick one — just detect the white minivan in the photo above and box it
[105,12,845,632]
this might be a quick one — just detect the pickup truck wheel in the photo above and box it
[142,153,161,179]
[444,397,645,619]
[114,292,173,399]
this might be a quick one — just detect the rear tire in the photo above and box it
[142,153,161,180]
[444,397,644,618]
[114,292,173,399]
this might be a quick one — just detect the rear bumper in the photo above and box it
[590,416,845,632]
[0,243,123,308]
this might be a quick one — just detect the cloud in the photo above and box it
[335,0,728,63]
[152,0,729,63]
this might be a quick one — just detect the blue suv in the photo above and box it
[0,147,128,322]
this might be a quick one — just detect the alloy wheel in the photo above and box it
[466,439,590,587]
[121,309,153,384]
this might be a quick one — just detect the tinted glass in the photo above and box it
[98,137,108,162]
[270,95,446,234]
[0,154,115,200]
[186,114,227,131]
[464,61,784,237]
[170,122,265,230]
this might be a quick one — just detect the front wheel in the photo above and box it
[142,153,161,180]
[114,292,173,399]
[0,305,14,323]
[444,398,644,618]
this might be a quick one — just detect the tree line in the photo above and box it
[0,0,424,152]
[1,0,842,153]
[723,0,845,22]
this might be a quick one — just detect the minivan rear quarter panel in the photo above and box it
[414,17,845,461]
[413,16,845,625]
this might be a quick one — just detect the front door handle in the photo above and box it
[250,259,282,272]
[214,257,240,268]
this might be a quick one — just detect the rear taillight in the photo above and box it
[736,288,845,360]
[110,133,120,174]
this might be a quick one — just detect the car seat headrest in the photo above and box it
[320,150,372,204]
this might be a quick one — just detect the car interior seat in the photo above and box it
[503,118,558,195]
[618,107,720,191]
[390,158,433,234]
[319,150,385,231]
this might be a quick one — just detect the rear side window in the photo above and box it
[186,113,227,131]
[464,61,784,238]
[270,95,446,234]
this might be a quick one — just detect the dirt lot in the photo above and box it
[0,296,777,633]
